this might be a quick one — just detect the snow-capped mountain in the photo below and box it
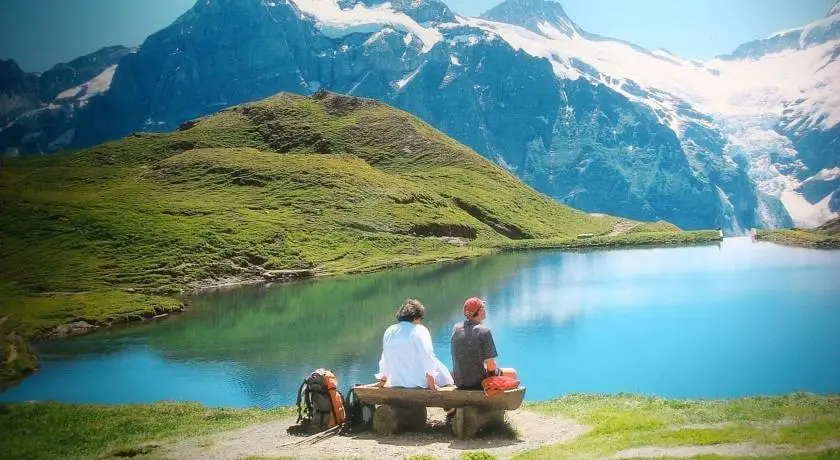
[481,0,579,36]
[1,0,837,231]
[477,0,840,227]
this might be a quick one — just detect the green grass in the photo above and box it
[0,330,38,388]
[756,230,840,249]
[0,402,294,460]
[495,230,720,251]
[624,220,682,234]
[0,91,715,384]
[756,217,840,249]
[459,453,499,460]
[1,394,837,459]
[0,282,182,335]
[515,393,840,459]
[242,457,294,460]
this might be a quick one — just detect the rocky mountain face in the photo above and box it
[482,0,577,36]
[0,60,39,127]
[766,5,840,224]
[71,0,331,149]
[389,42,725,228]
[2,0,837,232]
[0,46,131,153]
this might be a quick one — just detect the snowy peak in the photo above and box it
[481,0,578,37]
[724,7,840,59]
[290,0,445,52]
[54,64,118,104]
[337,0,455,23]
[829,0,840,17]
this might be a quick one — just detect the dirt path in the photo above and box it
[161,408,589,459]
[155,409,840,459]
[608,220,638,237]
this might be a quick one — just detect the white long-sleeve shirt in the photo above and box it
[375,322,453,388]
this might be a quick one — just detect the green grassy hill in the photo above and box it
[756,216,840,248]
[0,91,716,385]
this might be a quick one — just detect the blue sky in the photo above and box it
[0,0,834,72]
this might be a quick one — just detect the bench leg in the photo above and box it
[372,404,427,435]
[452,408,505,439]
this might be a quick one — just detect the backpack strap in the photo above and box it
[329,388,344,427]
[338,388,355,435]
[295,380,307,423]
[345,388,356,410]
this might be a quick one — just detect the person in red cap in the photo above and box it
[450,297,517,390]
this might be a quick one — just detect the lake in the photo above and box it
[2,237,839,408]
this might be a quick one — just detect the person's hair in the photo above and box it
[396,298,425,322]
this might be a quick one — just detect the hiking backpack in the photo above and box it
[295,368,346,431]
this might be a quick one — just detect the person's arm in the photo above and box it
[417,326,439,391]
[479,328,500,376]
[375,352,388,386]
[485,357,499,376]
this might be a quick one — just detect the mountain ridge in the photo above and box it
[0,0,836,231]
[461,0,838,228]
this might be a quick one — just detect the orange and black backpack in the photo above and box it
[295,368,346,431]
[481,375,520,397]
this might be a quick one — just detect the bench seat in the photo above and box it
[352,383,526,411]
[352,383,526,438]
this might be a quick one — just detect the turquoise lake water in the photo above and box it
[2,237,839,407]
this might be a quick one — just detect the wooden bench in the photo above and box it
[352,383,526,439]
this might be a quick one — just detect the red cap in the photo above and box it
[463,297,484,317]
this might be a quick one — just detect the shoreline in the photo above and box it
[2,231,721,389]
[755,229,840,249]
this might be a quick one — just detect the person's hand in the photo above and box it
[426,374,437,391]
[376,378,387,387]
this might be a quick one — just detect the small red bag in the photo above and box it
[481,375,520,396]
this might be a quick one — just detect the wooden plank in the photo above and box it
[352,384,525,410]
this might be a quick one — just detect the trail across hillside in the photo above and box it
[608,220,638,236]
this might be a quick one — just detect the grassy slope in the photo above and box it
[2,395,838,459]
[0,92,715,382]
[756,217,840,249]
[0,402,294,459]
[518,394,840,459]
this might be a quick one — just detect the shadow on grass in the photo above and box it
[103,443,160,459]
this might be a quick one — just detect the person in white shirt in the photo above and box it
[375,299,454,390]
